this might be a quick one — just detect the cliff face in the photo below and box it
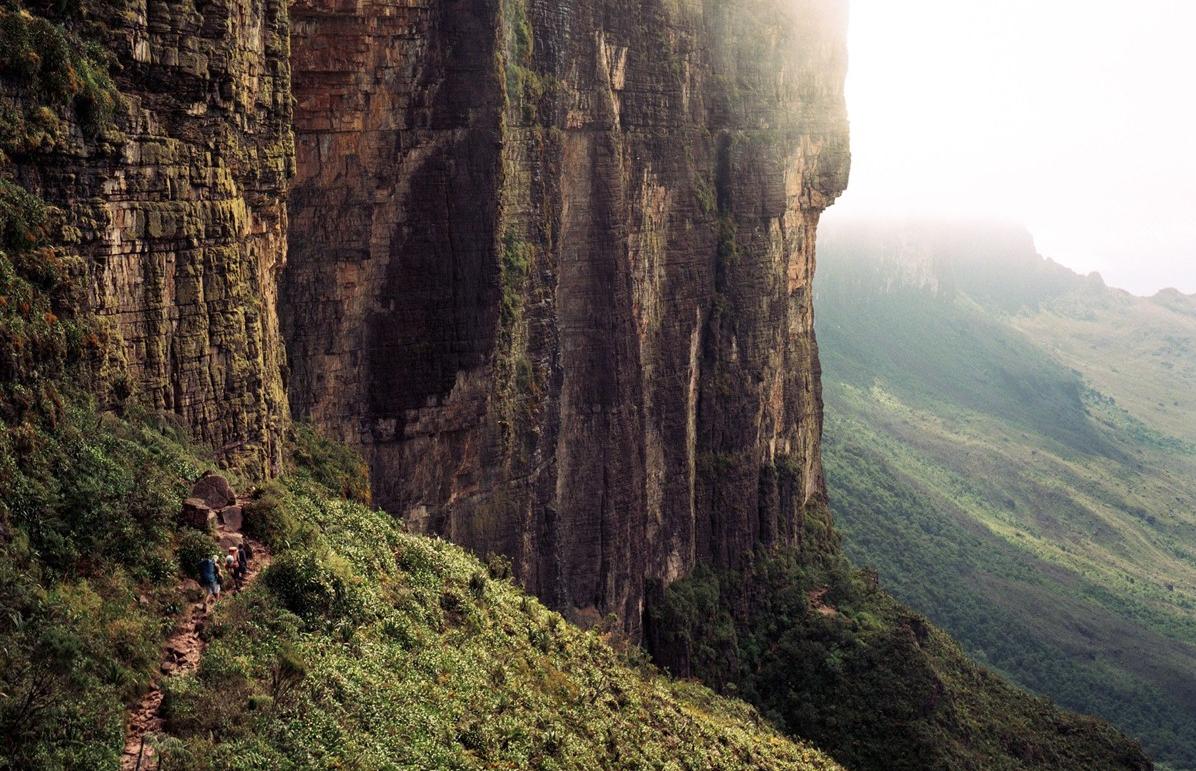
[1,0,293,476]
[284,0,850,632]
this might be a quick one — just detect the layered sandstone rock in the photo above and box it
[285,0,850,633]
[1,0,293,476]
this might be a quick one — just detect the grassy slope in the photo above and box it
[154,470,839,770]
[1013,287,1196,444]
[816,224,1196,768]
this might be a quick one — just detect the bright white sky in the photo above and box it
[826,0,1196,296]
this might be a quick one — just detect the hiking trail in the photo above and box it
[120,492,271,770]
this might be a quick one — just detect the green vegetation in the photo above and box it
[499,230,532,331]
[493,231,538,455]
[816,221,1196,769]
[0,3,121,150]
[717,215,739,271]
[288,423,370,505]
[0,177,97,416]
[150,447,841,769]
[651,548,1149,771]
[500,0,544,123]
[1013,285,1196,446]
[0,401,206,767]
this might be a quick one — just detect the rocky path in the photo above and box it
[121,484,270,770]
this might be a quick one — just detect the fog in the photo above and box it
[826,0,1196,296]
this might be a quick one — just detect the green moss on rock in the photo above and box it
[0,5,121,149]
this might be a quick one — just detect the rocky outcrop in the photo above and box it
[190,472,237,509]
[180,497,214,529]
[1,0,293,476]
[284,0,850,633]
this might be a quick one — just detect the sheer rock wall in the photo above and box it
[285,0,851,634]
[2,0,293,476]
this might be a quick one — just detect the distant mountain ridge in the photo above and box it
[817,218,1100,304]
[816,218,1196,769]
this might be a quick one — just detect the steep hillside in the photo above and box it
[816,218,1196,768]
[650,548,1151,771]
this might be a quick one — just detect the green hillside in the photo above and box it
[650,545,1150,771]
[816,219,1196,769]
[150,460,840,770]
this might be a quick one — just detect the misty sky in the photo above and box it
[825,0,1196,296]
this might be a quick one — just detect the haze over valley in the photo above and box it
[833,0,1196,296]
[817,219,1196,768]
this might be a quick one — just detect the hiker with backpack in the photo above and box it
[199,554,220,606]
[225,547,238,587]
[234,542,250,588]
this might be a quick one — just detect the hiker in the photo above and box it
[235,542,250,587]
[199,554,220,605]
[226,547,238,587]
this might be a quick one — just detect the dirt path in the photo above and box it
[121,501,270,770]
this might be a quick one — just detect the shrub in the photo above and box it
[486,551,513,580]
[469,569,488,600]
[240,484,299,550]
[266,646,306,712]
[289,424,370,504]
[0,8,120,138]
[0,540,156,768]
[177,528,218,581]
[160,642,255,741]
[263,549,365,630]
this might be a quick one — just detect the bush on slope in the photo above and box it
[649,547,1151,771]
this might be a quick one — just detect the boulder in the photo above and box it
[218,532,244,551]
[219,505,243,532]
[180,498,214,529]
[190,473,236,509]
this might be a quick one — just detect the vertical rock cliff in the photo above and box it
[284,0,850,632]
[1,0,293,476]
